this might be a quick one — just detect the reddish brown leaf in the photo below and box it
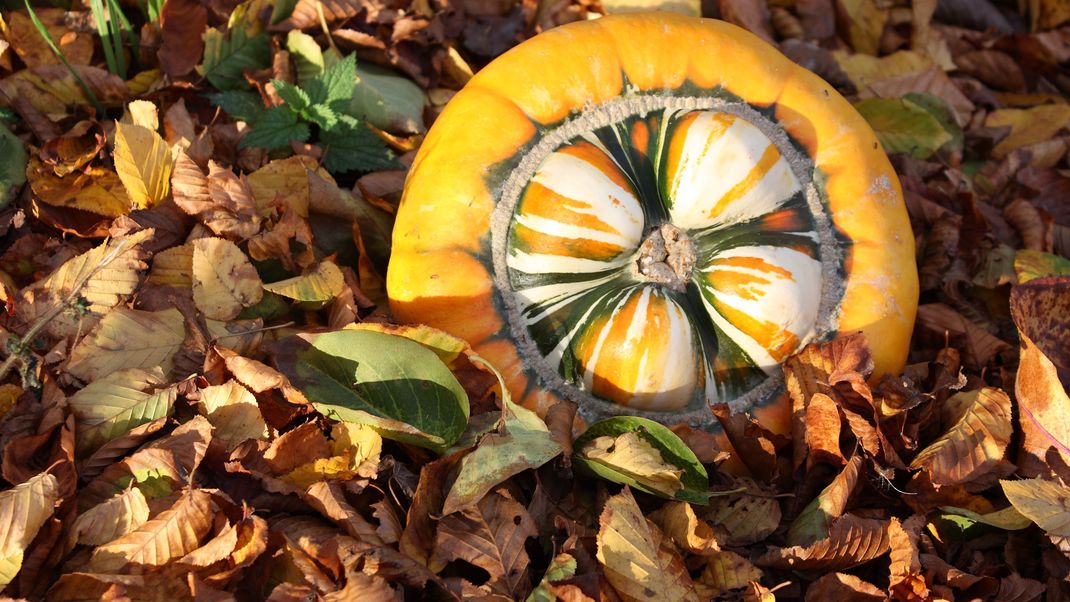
[757,515,891,571]
[159,0,208,77]
[805,573,885,601]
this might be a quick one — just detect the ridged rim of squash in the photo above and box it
[387,13,918,433]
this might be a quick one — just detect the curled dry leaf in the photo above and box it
[909,387,1013,486]
[262,261,345,303]
[70,487,151,547]
[694,550,762,599]
[805,572,885,601]
[787,454,863,548]
[196,380,269,451]
[888,514,930,601]
[158,0,208,77]
[0,471,59,587]
[597,488,699,602]
[649,501,719,555]
[757,514,891,571]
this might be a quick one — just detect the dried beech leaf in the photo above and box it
[66,308,187,382]
[158,0,208,77]
[694,550,762,598]
[701,477,781,546]
[805,573,885,601]
[113,122,173,209]
[597,488,699,602]
[88,489,214,573]
[909,387,1012,485]
[649,501,719,555]
[986,105,1070,159]
[262,260,345,302]
[787,454,863,547]
[191,237,263,320]
[888,515,930,601]
[580,432,684,498]
[0,471,59,587]
[434,490,537,598]
[70,488,151,547]
[756,514,890,571]
[1001,478,1070,537]
[197,380,268,450]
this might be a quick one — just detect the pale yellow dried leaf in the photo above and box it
[114,122,173,209]
[191,237,263,320]
[986,104,1070,159]
[834,50,933,89]
[198,380,268,450]
[909,387,1012,485]
[0,471,59,559]
[247,156,325,217]
[122,100,160,131]
[600,0,699,16]
[649,501,719,555]
[14,230,150,340]
[203,161,261,239]
[66,308,187,382]
[146,244,194,287]
[89,489,214,573]
[26,159,132,217]
[67,367,175,455]
[71,487,151,546]
[694,550,762,598]
[581,431,684,497]
[263,260,344,302]
[703,477,781,546]
[1001,478,1070,537]
[597,488,699,602]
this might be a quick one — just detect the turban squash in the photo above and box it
[387,13,918,434]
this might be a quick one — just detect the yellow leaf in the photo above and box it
[694,551,762,598]
[1001,478,1070,537]
[649,501,719,555]
[146,244,194,287]
[89,489,214,573]
[0,471,59,587]
[198,380,268,450]
[837,0,889,55]
[191,237,263,320]
[580,431,684,497]
[67,367,175,456]
[263,260,344,302]
[113,121,172,209]
[27,158,132,217]
[66,308,187,382]
[597,488,699,602]
[985,104,1070,159]
[247,156,326,217]
[122,100,160,131]
[834,50,934,90]
[71,487,151,546]
[600,0,700,16]
[0,385,22,421]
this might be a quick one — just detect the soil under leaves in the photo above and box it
[1,0,1070,600]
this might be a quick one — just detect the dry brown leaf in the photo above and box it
[597,487,699,602]
[915,303,1011,370]
[579,431,684,498]
[836,0,889,55]
[787,454,863,547]
[718,0,774,43]
[995,573,1046,602]
[757,514,890,571]
[196,380,268,451]
[701,477,781,546]
[649,501,719,555]
[304,481,385,546]
[909,387,1012,485]
[66,308,187,382]
[191,237,263,320]
[5,10,93,68]
[158,0,207,77]
[88,489,214,573]
[805,572,885,601]
[694,550,762,598]
[0,471,59,587]
[67,367,175,456]
[173,157,262,240]
[434,489,537,598]
[70,488,151,547]
[26,158,132,218]
[805,393,845,467]
[888,514,930,601]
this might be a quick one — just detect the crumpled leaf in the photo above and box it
[113,121,172,209]
[909,387,1013,485]
[597,487,699,602]
[172,156,262,240]
[574,416,709,503]
[67,367,176,456]
[888,515,930,601]
[443,357,562,515]
[649,501,719,555]
[191,237,263,320]
[196,380,269,451]
[88,489,214,573]
[434,489,537,598]
[756,514,891,571]
[0,471,59,588]
[787,454,863,547]
[26,157,132,217]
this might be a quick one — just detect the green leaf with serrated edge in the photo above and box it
[319,116,399,173]
[274,329,470,452]
[443,356,563,514]
[198,27,271,90]
[1015,249,1070,283]
[208,90,264,122]
[940,506,1032,531]
[306,53,356,108]
[306,104,338,130]
[273,80,310,112]
[350,63,426,134]
[0,122,27,209]
[287,31,324,84]
[574,416,709,503]
[241,106,310,150]
[854,97,953,159]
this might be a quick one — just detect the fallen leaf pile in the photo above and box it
[0,0,1069,600]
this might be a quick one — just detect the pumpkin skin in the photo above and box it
[387,13,918,434]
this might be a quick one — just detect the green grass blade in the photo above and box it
[89,0,119,76]
[21,0,106,115]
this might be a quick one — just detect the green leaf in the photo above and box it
[198,27,271,90]
[319,117,399,173]
[208,90,264,122]
[940,506,1033,531]
[286,31,324,84]
[271,0,298,24]
[306,52,356,108]
[854,97,954,159]
[903,92,963,153]
[350,63,426,134]
[1014,249,1070,283]
[273,80,310,112]
[0,122,27,209]
[241,106,310,150]
[527,554,578,602]
[574,416,709,503]
[305,104,338,131]
[442,356,563,514]
[274,329,470,452]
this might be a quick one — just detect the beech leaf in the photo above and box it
[191,237,264,320]
[909,387,1012,485]
[0,471,59,587]
[67,367,176,456]
[1001,478,1070,537]
[70,488,151,547]
[113,122,173,209]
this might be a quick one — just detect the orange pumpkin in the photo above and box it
[387,13,918,434]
